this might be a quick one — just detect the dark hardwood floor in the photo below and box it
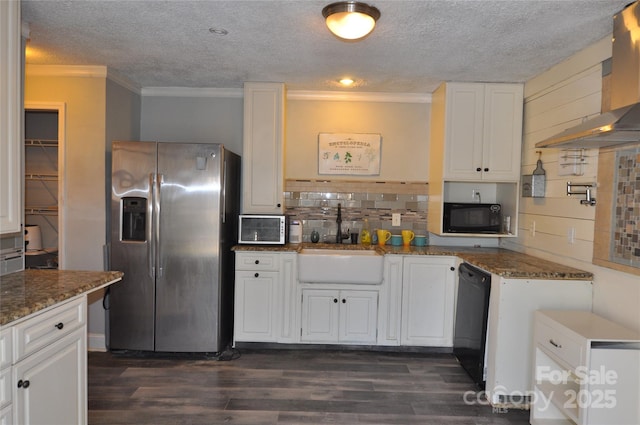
[88,348,531,425]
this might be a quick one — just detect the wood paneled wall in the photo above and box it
[503,38,611,263]
[502,36,640,332]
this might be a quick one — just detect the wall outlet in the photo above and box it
[530,220,536,237]
[472,189,481,202]
[392,213,401,226]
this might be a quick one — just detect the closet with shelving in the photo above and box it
[24,109,59,268]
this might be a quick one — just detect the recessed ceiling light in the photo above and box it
[209,28,228,35]
[326,78,365,89]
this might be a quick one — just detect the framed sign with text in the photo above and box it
[318,133,381,175]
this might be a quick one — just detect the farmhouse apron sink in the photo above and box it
[298,248,384,284]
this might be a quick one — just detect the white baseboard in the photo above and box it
[88,332,107,352]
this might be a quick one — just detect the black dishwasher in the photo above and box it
[453,263,491,388]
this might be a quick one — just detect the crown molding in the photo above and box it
[106,70,141,94]
[25,64,141,94]
[287,90,431,103]
[25,72,430,103]
[25,64,108,78]
[141,87,243,98]
[139,87,431,103]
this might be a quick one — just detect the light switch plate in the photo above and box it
[392,213,401,226]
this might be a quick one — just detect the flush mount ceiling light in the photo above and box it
[322,1,381,40]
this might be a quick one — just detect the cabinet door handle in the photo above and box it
[54,322,64,330]
[17,379,30,389]
[255,260,259,264]
[333,298,338,303]
[277,203,281,208]
[484,167,489,172]
[342,299,346,303]
[549,339,562,348]
[254,273,259,278]
[476,167,482,172]
[450,267,455,271]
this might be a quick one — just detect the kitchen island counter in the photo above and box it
[234,243,592,280]
[0,269,123,326]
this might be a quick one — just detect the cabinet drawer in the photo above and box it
[0,328,11,370]
[14,297,86,362]
[536,320,583,369]
[235,253,279,271]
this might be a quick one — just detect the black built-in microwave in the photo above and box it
[443,202,502,234]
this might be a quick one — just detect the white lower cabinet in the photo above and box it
[0,328,11,425]
[277,253,297,343]
[485,277,592,406]
[0,405,11,425]
[14,327,86,425]
[531,310,640,425]
[0,296,87,425]
[400,256,457,346]
[300,288,378,344]
[233,252,297,344]
[234,269,279,342]
[377,255,403,345]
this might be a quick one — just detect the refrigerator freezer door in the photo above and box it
[155,143,223,352]
[109,141,157,351]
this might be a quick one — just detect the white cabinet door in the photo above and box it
[0,0,22,235]
[278,253,298,343]
[0,404,11,425]
[401,257,456,346]
[301,289,339,342]
[377,255,403,345]
[234,270,279,342]
[13,327,86,425]
[241,82,285,214]
[301,289,378,344]
[481,84,524,181]
[339,290,378,343]
[444,83,485,181]
[443,82,523,182]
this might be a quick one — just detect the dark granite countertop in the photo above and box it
[0,269,123,326]
[233,243,593,280]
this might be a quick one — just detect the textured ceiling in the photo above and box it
[21,0,630,93]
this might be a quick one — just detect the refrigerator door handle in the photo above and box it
[148,173,156,279]
[156,173,164,278]
[220,152,226,224]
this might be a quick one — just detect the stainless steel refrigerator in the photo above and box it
[108,141,240,353]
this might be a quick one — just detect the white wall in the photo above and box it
[140,92,243,155]
[87,77,141,351]
[502,37,640,332]
[286,98,430,182]
[25,67,141,350]
[25,70,107,271]
[139,91,430,182]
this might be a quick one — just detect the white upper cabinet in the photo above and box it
[241,82,285,214]
[0,0,22,235]
[437,82,523,182]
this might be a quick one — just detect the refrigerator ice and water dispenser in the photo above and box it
[121,197,147,242]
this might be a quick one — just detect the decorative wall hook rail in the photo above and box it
[566,182,596,206]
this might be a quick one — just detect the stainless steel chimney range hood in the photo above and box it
[536,1,640,149]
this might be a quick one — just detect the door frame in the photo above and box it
[24,102,66,268]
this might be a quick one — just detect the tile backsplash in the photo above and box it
[284,180,428,243]
[611,148,640,267]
